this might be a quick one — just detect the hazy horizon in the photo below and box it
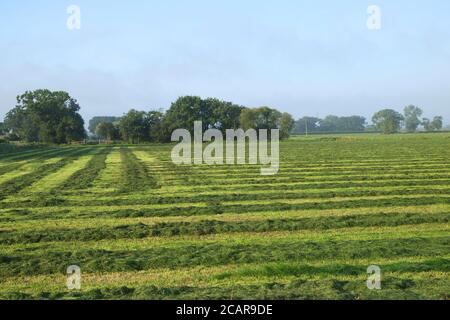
[1,0,449,125]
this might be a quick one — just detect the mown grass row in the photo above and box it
[4,195,447,221]
[1,256,447,293]
[117,148,158,193]
[0,163,29,177]
[1,212,448,245]
[22,154,96,194]
[0,236,447,277]
[59,147,111,190]
[2,186,449,209]
[2,225,446,261]
[0,146,60,161]
[0,148,93,200]
[176,179,450,192]
[48,176,446,196]
[177,167,450,179]
[2,274,449,300]
[0,204,446,232]
[127,161,450,176]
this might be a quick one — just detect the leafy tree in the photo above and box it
[404,105,423,132]
[0,122,5,135]
[96,122,119,140]
[240,107,281,131]
[88,117,121,134]
[372,109,404,134]
[163,96,212,134]
[422,116,443,132]
[4,89,85,143]
[207,98,243,132]
[431,116,443,131]
[239,108,257,131]
[58,112,86,143]
[279,113,295,140]
[4,106,39,142]
[339,116,366,132]
[294,117,321,134]
[118,109,149,144]
[319,115,340,132]
[255,107,282,130]
[146,111,166,142]
[162,96,243,136]
[294,116,366,134]
[422,118,432,131]
[239,107,293,140]
[319,115,366,132]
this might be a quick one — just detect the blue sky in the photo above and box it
[1,0,449,125]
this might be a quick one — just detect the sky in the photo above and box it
[1,0,450,125]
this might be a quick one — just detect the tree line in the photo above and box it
[1,90,295,144]
[294,106,444,135]
[92,96,296,143]
[294,115,366,134]
[1,89,445,144]
[371,106,443,134]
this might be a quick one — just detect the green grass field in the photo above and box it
[0,133,449,300]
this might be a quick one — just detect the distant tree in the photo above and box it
[163,96,212,134]
[0,122,5,135]
[96,122,119,140]
[58,112,86,143]
[4,105,39,142]
[279,113,295,140]
[118,109,149,144]
[4,89,85,143]
[255,107,282,130]
[146,111,166,142]
[404,105,423,132]
[162,96,244,136]
[239,108,258,131]
[364,124,379,132]
[319,115,340,132]
[422,116,443,132]
[431,116,443,131]
[239,107,293,139]
[206,98,243,132]
[294,117,321,134]
[339,116,366,132]
[422,118,432,131]
[88,117,121,134]
[240,107,281,131]
[318,115,366,132]
[372,109,404,134]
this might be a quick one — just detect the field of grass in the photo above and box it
[0,133,449,300]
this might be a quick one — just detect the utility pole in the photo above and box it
[305,118,308,136]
